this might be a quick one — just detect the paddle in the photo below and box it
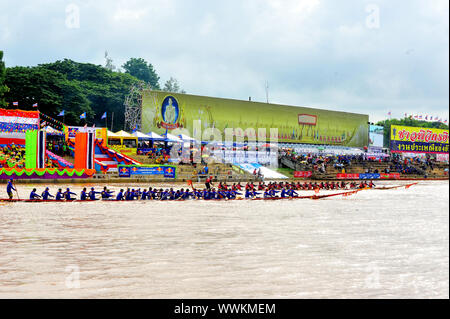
[13,181,20,200]
[187,180,199,199]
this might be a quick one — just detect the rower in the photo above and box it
[116,189,124,201]
[55,188,64,201]
[80,188,88,200]
[124,188,131,200]
[287,188,298,198]
[181,189,191,200]
[135,188,142,200]
[205,176,213,190]
[168,188,176,200]
[264,189,271,198]
[89,187,101,200]
[41,187,54,200]
[202,188,210,200]
[125,188,134,200]
[101,187,115,199]
[29,188,41,200]
[64,188,77,200]
[130,189,137,200]
[210,188,218,199]
[150,188,158,199]
[269,188,278,197]
[141,189,148,200]
[6,178,16,199]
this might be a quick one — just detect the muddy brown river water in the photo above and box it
[0,181,448,298]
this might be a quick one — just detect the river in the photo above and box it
[0,180,448,298]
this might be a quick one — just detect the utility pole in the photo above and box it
[111,112,114,132]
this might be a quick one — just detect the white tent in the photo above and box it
[146,131,165,141]
[164,133,183,143]
[178,133,199,142]
[133,131,151,139]
[107,131,119,137]
[115,130,134,137]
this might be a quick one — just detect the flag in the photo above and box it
[101,112,107,120]
[444,119,448,124]
[58,110,65,117]
[32,103,38,108]
[12,102,18,106]
[387,111,392,116]
[80,112,86,119]
[419,115,422,119]
[84,124,87,128]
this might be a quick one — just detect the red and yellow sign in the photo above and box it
[390,125,449,154]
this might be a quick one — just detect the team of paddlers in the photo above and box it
[4,178,376,201]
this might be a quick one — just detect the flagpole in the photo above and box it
[111,112,114,132]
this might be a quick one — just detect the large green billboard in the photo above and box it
[141,90,369,147]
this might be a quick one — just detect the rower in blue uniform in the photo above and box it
[181,189,191,200]
[29,188,41,200]
[55,188,64,201]
[101,187,115,199]
[6,179,16,199]
[89,187,101,200]
[64,188,77,200]
[245,189,254,199]
[135,188,142,200]
[41,187,54,200]
[287,188,298,198]
[141,189,149,200]
[80,188,88,200]
[116,189,124,201]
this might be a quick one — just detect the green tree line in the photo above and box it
[0,52,185,130]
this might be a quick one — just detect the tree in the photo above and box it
[5,66,92,125]
[5,59,141,128]
[0,51,9,107]
[376,118,449,148]
[122,58,160,89]
[162,77,186,93]
[104,51,116,72]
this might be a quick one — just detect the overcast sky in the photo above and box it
[1,0,448,123]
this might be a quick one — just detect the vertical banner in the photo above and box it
[74,132,87,169]
[37,130,46,169]
[74,132,95,169]
[87,132,94,169]
[95,128,108,147]
[25,130,38,169]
